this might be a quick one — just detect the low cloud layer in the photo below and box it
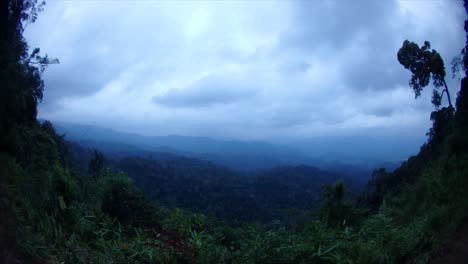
[152,74,258,108]
[25,0,467,143]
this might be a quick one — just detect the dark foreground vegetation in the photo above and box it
[1,1,468,263]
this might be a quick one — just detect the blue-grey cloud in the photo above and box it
[275,0,464,94]
[23,0,467,144]
[152,75,258,108]
[278,0,398,53]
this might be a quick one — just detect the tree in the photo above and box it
[397,40,453,109]
[41,120,69,165]
[88,150,105,177]
[101,174,157,226]
[365,168,388,208]
[0,0,58,154]
[321,180,346,226]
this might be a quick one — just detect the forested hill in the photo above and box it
[61,132,379,183]
[2,0,468,263]
[52,121,316,170]
[113,158,365,224]
[52,120,402,172]
[66,140,363,223]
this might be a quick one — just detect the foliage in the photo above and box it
[108,157,358,224]
[88,150,105,178]
[99,172,158,227]
[2,0,468,263]
[398,40,453,108]
[0,0,58,151]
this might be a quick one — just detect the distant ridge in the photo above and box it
[52,121,317,170]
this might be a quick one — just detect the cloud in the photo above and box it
[277,0,398,52]
[23,0,467,144]
[152,74,258,108]
[275,0,464,93]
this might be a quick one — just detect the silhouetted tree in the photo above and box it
[398,40,453,109]
[451,0,468,155]
[364,168,390,209]
[321,180,347,226]
[88,150,105,177]
[0,0,58,154]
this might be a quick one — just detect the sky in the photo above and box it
[25,0,467,143]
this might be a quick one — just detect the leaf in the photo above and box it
[320,242,342,256]
[58,195,66,210]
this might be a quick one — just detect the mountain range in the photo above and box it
[51,120,407,178]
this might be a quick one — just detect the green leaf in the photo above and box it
[58,195,66,210]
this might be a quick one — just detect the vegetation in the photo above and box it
[398,40,453,108]
[1,0,468,263]
[109,156,360,224]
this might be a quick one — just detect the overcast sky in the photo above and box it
[25,0,466,143]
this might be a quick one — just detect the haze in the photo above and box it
[24,0,467,161]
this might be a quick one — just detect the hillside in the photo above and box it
[65,141,363,224]
[53,121,401,173]
[1,1,468,263]
[52,121,316,170]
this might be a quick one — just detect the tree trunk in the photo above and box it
[443,79,454,109]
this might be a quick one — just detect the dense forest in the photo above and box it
[66,141,364,224]
[1,0,468,263]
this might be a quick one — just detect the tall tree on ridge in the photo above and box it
[397,40,453,109]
